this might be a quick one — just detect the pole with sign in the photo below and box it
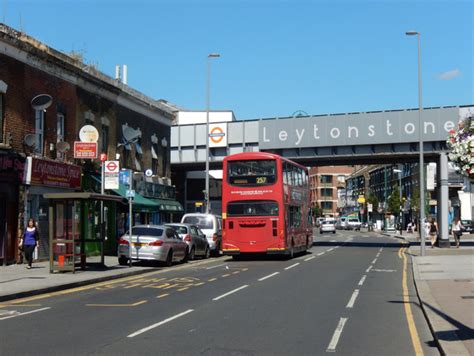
[100,153,107,266]
[120,169,134,267]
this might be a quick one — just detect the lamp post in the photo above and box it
[394,168,403,235]
[205,53,220,214]
[406,30,425,256]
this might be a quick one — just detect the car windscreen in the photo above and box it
[227,200,279,217]
[129,227,163,236]
[167,225,188,234]
[227,160,276,185]
[182,216,214,229]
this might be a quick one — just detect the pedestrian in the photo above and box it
[21,218,40,269]
[428,217,438,248]
[451,217,463,248]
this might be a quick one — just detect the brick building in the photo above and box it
[309,166,355,217]
[0,24,179,265]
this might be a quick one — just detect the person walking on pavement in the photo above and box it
[21,218,40,269]
[451,217,463,248]
[428,217,438,248]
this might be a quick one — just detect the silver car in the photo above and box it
[165,223,210,260]
[118,225,188,266]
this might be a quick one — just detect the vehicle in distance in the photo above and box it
[181,213,222,256]
[165,223,210,260]
[118,225,188,266]
[461,219,473,234]
[320,220,336,234]
[347,218,362,230]
[336,217,347,230]
[222,152,312,258]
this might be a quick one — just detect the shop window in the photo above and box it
[101,125,109,154]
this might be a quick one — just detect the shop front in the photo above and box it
[24,157,81,260]
[0,151,25,265]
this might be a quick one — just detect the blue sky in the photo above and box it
[3,0,473,120]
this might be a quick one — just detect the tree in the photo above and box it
[410,187,429,217]
[311,203,322,218]
[387,185,400,215]
[367,191,379,210]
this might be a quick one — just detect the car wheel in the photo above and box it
[182,249,189,263]
[189,247,195,261]
[165,250,173,267]
[320,230,323,234]
[118,257,128,266]
[204,247,210,259]
[333,231,336,234]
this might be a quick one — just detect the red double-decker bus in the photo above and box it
[222,152,313,258]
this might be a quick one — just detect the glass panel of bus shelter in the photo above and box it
[227,160,276,185]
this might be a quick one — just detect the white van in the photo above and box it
[181,213,222,256]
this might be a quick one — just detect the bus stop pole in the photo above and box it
[100,162,105,267]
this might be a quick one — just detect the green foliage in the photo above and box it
[367,191,379,209]
[311,203,322,217]
[387,185,401,214]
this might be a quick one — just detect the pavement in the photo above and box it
[1,233,473,355]
[0,255,162,302]
[384,231,474,355]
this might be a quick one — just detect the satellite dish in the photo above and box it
[24,134,37,147]
[31,94,53,111]
[122,124,141,143]
[56,141,70,153]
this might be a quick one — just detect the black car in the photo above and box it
[461,220,473,233]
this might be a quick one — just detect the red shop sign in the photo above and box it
[26,157,81,189]
[74,141,98,159]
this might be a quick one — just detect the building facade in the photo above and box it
[0,24,179,265]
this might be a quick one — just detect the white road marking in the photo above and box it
[358,275,367,286]
[334,246,340,249]
[366,265,373,273]
[317,252,325,256]
[330,240,336,242]
[127,309,194,337]
[327,317,348,352]
[327,248,334,252]
[346,289,360,308]
[0,307,51,320]
[373,269,397,272]
[212,285,249,301]
[258,272,280,281]
[206,263,227,270]
[304,256,316,261]
[284,263,300,270]
[379,247,383,252]
[372,258,377,264]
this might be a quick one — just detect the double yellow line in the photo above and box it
[399,246,424,356]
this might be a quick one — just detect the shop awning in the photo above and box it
[153,199,184,213]
[113,183,160,213]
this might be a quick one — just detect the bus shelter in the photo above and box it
[43,192,124,273]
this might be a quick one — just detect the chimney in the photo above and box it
[122,65,128,85]
[115,65,121,81]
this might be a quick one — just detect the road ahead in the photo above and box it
[1,231,438,355]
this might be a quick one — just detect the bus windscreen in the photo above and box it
[227,200,279,217]
[227,160,276,185]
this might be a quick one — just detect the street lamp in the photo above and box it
[393,168,403,235]
[205,53,220,214]
[406,30,426,256]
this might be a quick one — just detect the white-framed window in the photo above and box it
[35,109,44,155]
[57,113,65,159]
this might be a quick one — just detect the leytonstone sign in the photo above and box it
[259,107,459,149]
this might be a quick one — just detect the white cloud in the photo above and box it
[437,69,461,80]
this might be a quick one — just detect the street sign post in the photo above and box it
[104,161,120,190]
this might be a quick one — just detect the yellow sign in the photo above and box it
[357,196,366,204]
[195,202,203,207]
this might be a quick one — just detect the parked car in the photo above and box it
[165,223,210,260]
[181,213,222,256]
[118,225,188,266]
[320,220,336,234]
[461,219,473,234]
[315,217,325,227]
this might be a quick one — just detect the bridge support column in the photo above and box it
[438,152,450,248]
